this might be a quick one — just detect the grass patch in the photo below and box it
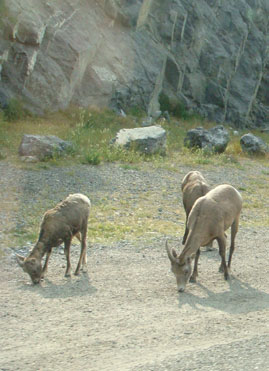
[88,194,183,243]
[119,164,141,171]
[67,107,149,164]
[239,171,269,228]
[225,137,243,156]
[126,105,146,119]
[1,105,268,168]
[1,106,269,248]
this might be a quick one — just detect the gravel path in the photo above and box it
[0,160,268,371]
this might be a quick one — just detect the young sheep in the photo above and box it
[16,193,91,284]
[181,171,210,245]
[166,184,242,292]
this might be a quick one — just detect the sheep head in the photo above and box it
[165,240,193,292]
[16,254,42,284]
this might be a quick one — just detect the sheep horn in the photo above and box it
[165,239,178,263]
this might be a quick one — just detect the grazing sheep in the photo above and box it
[16,193,91,284]
[166,184,242,292]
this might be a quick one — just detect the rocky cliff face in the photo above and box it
[0,0,268,128]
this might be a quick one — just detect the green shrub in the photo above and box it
[159,92,172,113]
[4,98,26,122]
[68,108,148,164]
[159,92,190,119]
[173,101,188,119]
[82,150,101,165]
[0,120,10,150]
[127,106,146,118]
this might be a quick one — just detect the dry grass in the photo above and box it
[88,191,184,244]
[240,171,269,228]
[1,107,269,247]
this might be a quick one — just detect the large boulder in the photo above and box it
[240,133,268,155]
[184,125,230,153]
[112,125,166,155]
[18,134,73,162]
[0,0,268,128]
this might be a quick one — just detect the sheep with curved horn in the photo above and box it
[166,184,242,292]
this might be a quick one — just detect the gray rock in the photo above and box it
[184,125,230,153]
[119,109,126,118]
[151,110,162,120]
[20,155,39,163]
[0,0,268,128]
[240,133,268,155]
[112,126,166,155]
[141,117,153,127]
[18,134,73,161]
[162,111,170,122]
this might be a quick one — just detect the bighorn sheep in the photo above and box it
[16,193,91,284]
[181,171,210,245]
[166,184,242,292]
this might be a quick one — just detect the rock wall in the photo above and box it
[0,0,268,128]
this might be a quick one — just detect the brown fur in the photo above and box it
[166,184,242,292]
[16,193,91,284]
[181,171,210,244]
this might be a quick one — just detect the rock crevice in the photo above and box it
[0,0,268,128]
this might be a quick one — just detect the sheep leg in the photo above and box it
[228,216,239,269]
[182,225,189,245]
[190,248,200,282]
[41,248,52,278]
[82,244,87,271]
[217,236,229,280]
[64,239,72,277]
[218,238,225,273]
[75,226,87,275]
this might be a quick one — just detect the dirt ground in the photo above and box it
[0,161,269,370]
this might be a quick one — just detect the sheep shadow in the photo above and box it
[177,277,269,314]
[18,271,97,299]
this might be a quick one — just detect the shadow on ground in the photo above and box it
[178,277,269,314]
[18,271,97,299]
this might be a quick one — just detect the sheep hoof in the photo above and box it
[190,275,197,283]
[65,272,71,277]
[74,270,80,276]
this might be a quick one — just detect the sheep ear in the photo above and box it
[165,240,178,263]
[15,254,25,267]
